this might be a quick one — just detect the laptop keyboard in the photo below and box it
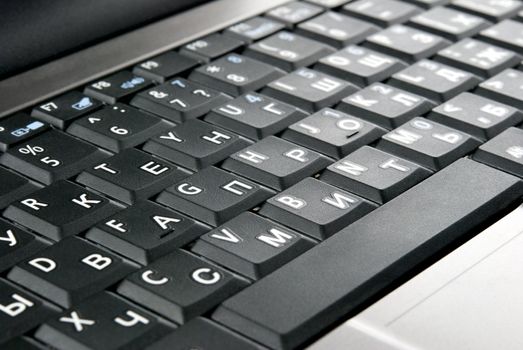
[1,0,523,349]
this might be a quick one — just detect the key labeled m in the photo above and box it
[257,228,294,248]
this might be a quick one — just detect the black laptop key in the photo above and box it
[3,337,48,350]
[8,236,137,307]
[117,249,247,324]
[0,114,49,152]
[365,25,450,63]
[283,108,386,159]
[224,17,285,44]
[3,180,120,241]
[342,0,421,27]
[133,51,199,83]
[389,59,480,103]
[189,54,285,97]
[321,146,431,203]
[67,104,173,153]
[260,177,376,240]
[0,279,59,344]
[131,78,231,123]
[296,11,378,48]
[476,69,523,109]
[0,167,40,209]
[157,167,273,226]
[305,0,351,8]
[205,92,308,140]
[262,68,357,113]
[84,71,152,104]
[378,117,481,170]
[222,136,332,190]
[265,2,324,27]
[244,31,335,72]
[180,34,243,63]
[32,92,102,129]
[478,20,523,54]
[450,0,523,22]
[474,127,523,177]
[192,212,314,280]
[0,130,111,185]
[35,292,174,350]
[428,92,523,140]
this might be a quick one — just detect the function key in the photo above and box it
[84,71,152,104]
[133,51,199,83]
[474,127,523,177]
[342,0,421,27]
[478,20,523,54]
[224,17,285,44]
[0,114,49,152]
[450,0,523,22]
[0,167,40,210]
[476,69,523,109]
[265,2,324,27]
[180,34,243,63]
[305,0,352,8]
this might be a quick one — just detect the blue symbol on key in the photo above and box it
[120,77,145,89]
[11,121,45,137]
[245,94,262,103]
[227,55,243,64]
[171,79,187,88]
[72,97,94,111]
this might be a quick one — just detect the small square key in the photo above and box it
[244,31,335,72]
[86,201,208,265]
[157,167,274,226]
[133,51,199,83]
[296,11,379,48]
[0,130,111,185]
[283,108,386,158]
[262,68,357,112]
[478,20,523,54]
[35,292,174,350]
[342,0,421,27]
[378,117,481,170]
[474,127,523,178]
[365,25,450,62]
[450,0,523,22]
[131,78,231,123]
[192,212,314,280]
[222,136,332,190]
[338,82,434,129]
[3,180,121,241]
[117,249,247,324]
[180,33,244,63]
[84,71,152,104]
[389,59,481,102]
[476,69,523,109]
[77,148,189,205]
[315,45,406,87]
[8,236,137,307]
[321,146,431,203]
[224,17,285,44]
[205,92,308,140]
[260,177,376,240]
[305,0,352,8]
[428,92,523,140]
[143,119,251,171]
[0,114,49,152]
[0,167,41,209]
[67,104,173,153]
[32,92,103,129]
[266,2,324,27]
[189,54,285,97]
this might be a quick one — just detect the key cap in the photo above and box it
[143,119,251,171]
[305,0,352,8]
[259,177,376,240]
[31,92,103,129]
[428,92,523,140]
[0,278,59,344]
[67,104,173,153]
[205,92,308,140]
[189,54,285,97]
[476,69,523,109]
[35,292,174,350]
[222,136,332,190]
[157,167,273,226]
[180,34,243,63]
[450,0,522,22]
[0,130,111,185]
[147,317,268,350]
[3,337,47,350]
[244,31,335,72]
[262,68,357,112]
[0,114,49,152]
[296,11,379,48]
[282,108,386,158]
[266,2,324,27]
[0,167,40,209]
[389,59,480,103]
[77,149,189,205]
[338,82,434,129]
[321,146,431,203]
[192,212,314,280]
[403,0,449,8]
[478,20,523,54]
[224,17,285,44]
[3,180,121,241]
[378,117,481,170]
[342,0,421,27]
[364,25,450,63]
[117,249,247,324]
[474,127,523,177]
[315,45,406,87]
[435,38,520,78]
[131,78,231,123]
[408,7,490,41]
[84,71,152,104]
[213,158,523,350]
[133,51,199,83]
[8,236,137,307]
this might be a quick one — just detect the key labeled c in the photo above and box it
[141,270,168,285]
[191,268,221,285]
